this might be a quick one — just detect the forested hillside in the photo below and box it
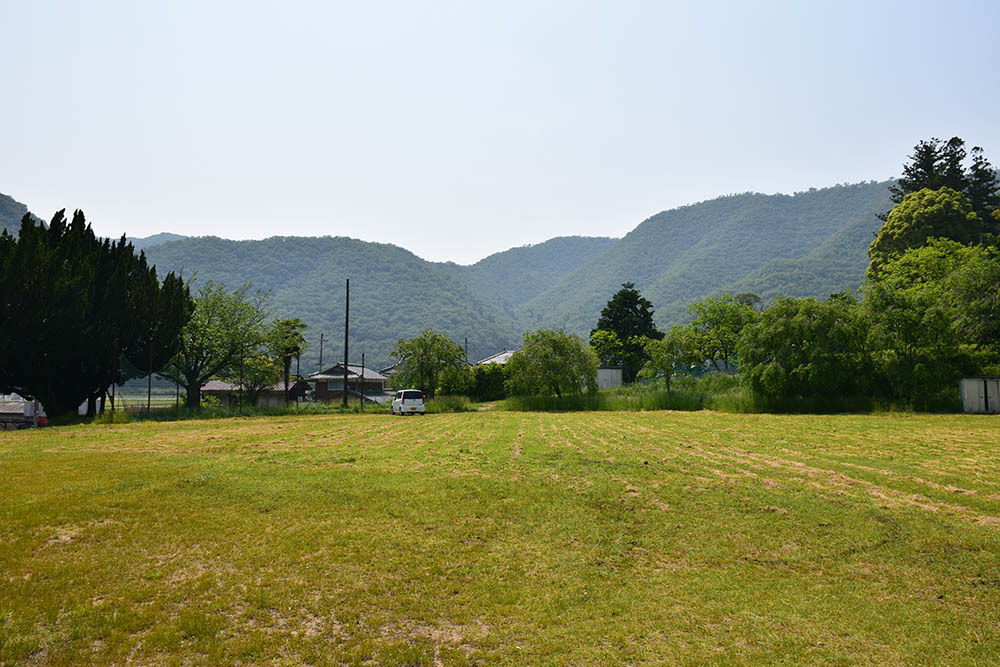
[143,236,525,371]
[516,181,893,334]
[143,181,893,369]
[8,180,895,371]
[436,236,616,313]
[129,232,188,250]
[0,192,31,236]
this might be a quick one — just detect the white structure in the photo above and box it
[476,349,519,366]
[960,377,1000,414]
[597,366,623,390]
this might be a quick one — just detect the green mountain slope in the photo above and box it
[143,236,524,371]
[436,236,616,313]
[0,193,31,236]
[516,181,892,335]
[129,232,188,250]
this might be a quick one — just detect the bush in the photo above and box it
[424,395,474,413]
[92,410,132,424]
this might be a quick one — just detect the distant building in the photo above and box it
[307,364,392,404]
[201,378,310,409]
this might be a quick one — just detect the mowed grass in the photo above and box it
[1,412,999,665]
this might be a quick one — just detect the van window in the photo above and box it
[403,390,423,401]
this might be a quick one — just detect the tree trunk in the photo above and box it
[185,383,200,409]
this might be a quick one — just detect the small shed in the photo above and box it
[597,366,623,390]
[960,377,1000,414]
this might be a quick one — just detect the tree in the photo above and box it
[887,137,998,221]
[674,295,759,371]
[641,335,684,392]
[505,329,598,398]
[734,292,762,311]
[390,330,466,398]
[737,296,870,406]
[272,318,307,404]
[867,188,981,277]
[863,239,998,404]
[469,363,507,402]
[590,282,662,382]
[0,210,191,418]
[160,282,270,409]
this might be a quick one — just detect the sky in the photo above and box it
[2,0,999,264]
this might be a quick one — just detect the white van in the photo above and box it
[391,389,425,415]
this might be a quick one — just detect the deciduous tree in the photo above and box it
[506,329,598,398]
[867,188,981,277]
[390,330,466,398]
[160,282,270,409]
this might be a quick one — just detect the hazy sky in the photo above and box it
[2,1,999,264]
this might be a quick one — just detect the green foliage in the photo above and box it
[424,395,474,413]
[438,363,473,396]
[505,329,598,398]
[469,363,507,402]
[390,330,466,398]
[0,210,192,418]
[862,239,998,408]
[641,336,683,391]
[272,317,308,403]
[439,236,616,312]
[91,409,133,424]
[672,295,759,371]
[160,281,270,409]
[144,236,525,371]
[868,188,981,277]
[590,282,662,382]
[888,137,998,223]
[516,181,893,338]
[738,296,870,408]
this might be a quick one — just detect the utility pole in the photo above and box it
[465,337,469,362]
[360,352,365,411]
[343,278,350,408]
[319,332,325,370]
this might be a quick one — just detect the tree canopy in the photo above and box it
[0,211,192,418]
[867,187,981,277]
[160,281,270,409]
[590,283,662,382]
[506,329,598,398]
[888,137,998,225]
[390,330,467,398]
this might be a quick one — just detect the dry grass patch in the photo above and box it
[1,411,999,664]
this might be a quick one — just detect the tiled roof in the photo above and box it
[307,364,387,381]
[201,378,309,392]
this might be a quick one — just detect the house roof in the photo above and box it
[476,349,519,366]
[307,363,387,382]
[201,378,310,393]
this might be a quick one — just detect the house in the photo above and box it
[201,378,311,409]
[307,364,392,404]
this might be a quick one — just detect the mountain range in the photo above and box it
[2,180,893,370]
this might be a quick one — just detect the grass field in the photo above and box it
[2,411,999,665]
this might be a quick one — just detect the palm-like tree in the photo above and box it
[273,318,307,404]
